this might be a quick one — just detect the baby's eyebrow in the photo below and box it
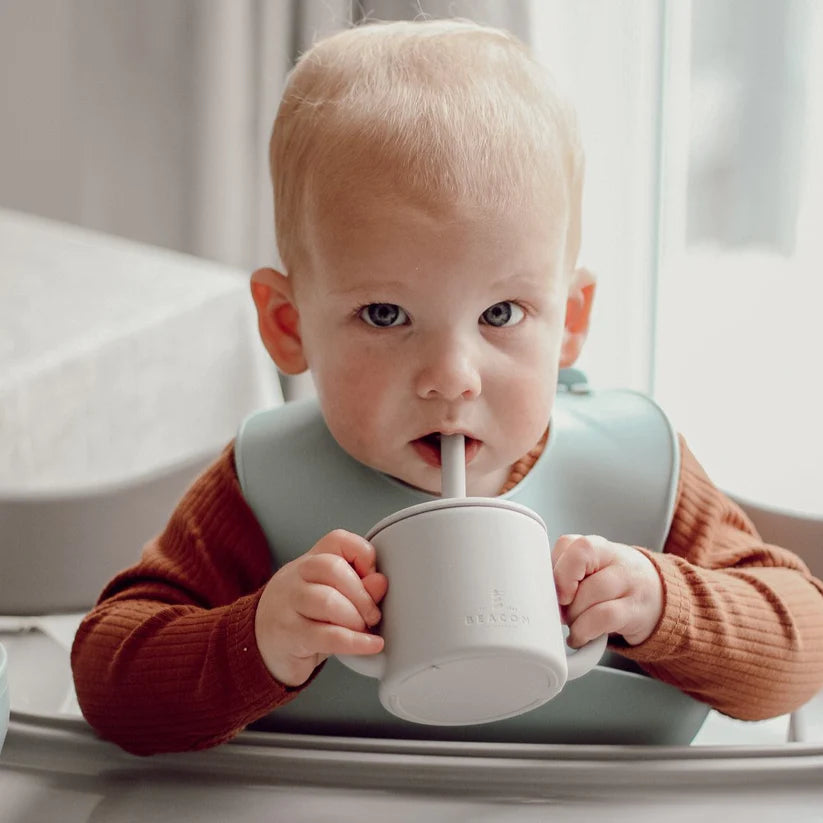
[489,271,547,289]
[329,280,410,298]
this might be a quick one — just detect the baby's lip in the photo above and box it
[411,432,482,468]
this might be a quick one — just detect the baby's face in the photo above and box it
[293,197,574,497]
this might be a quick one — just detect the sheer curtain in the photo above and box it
[652,0,822,513]
[0,0,348,270]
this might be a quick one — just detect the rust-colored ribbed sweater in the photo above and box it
[71,436,823,755]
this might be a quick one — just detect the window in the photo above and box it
[653,0,822,513]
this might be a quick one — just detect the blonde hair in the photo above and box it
[270,19,583,276]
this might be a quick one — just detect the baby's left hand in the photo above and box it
[552,534,664,648]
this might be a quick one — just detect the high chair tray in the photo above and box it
[2,625,823,821]
[3,710,823,822]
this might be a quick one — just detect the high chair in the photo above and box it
[2,427,823,820]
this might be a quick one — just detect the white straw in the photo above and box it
[441,434,466,498]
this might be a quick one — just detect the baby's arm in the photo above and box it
[557,437,823,721]
[71,444,383,755]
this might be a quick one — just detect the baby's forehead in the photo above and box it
[307,197,565,279]
[307,150,571,228]
[306,191,569,278]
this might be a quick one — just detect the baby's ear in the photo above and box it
[250,268,308,374]
[560,267,597,368]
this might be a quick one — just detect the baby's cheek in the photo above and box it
[509,380,554,442]
[319,373,387,453]
[314,353,368,406]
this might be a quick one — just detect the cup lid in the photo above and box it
[366,497,546,541]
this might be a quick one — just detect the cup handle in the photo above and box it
[336,650,386,679]
[564,632,607,680]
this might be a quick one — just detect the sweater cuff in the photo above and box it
[225,588,314,712]
[613,548,692,663]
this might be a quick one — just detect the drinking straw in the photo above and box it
[440,434,466,498]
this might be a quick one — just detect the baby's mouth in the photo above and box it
[411,432,481,468]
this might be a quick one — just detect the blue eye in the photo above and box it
[359,303,409,327]
[480,301,524,327]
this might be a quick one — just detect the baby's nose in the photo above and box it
[414,343,481,401]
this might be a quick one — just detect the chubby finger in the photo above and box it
[551,534,582,565]
[300,552,382,627]
[361,571,388,605]
[309,529,379,579]
[300,618,384,657]
[564,565,627,624]
[552,535,604,606]
[295,582,371,632]
[566,600,623,648]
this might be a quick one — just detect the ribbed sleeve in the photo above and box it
[71,444,303,755]
[615,437,823,719]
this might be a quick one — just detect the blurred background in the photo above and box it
[1,0,820,512]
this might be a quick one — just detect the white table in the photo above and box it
[0,208,281,491]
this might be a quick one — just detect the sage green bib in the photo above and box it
[235,385,710,744]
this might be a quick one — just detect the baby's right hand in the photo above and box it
[254,530,388,687]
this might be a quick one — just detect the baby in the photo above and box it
[71,19,823,755]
